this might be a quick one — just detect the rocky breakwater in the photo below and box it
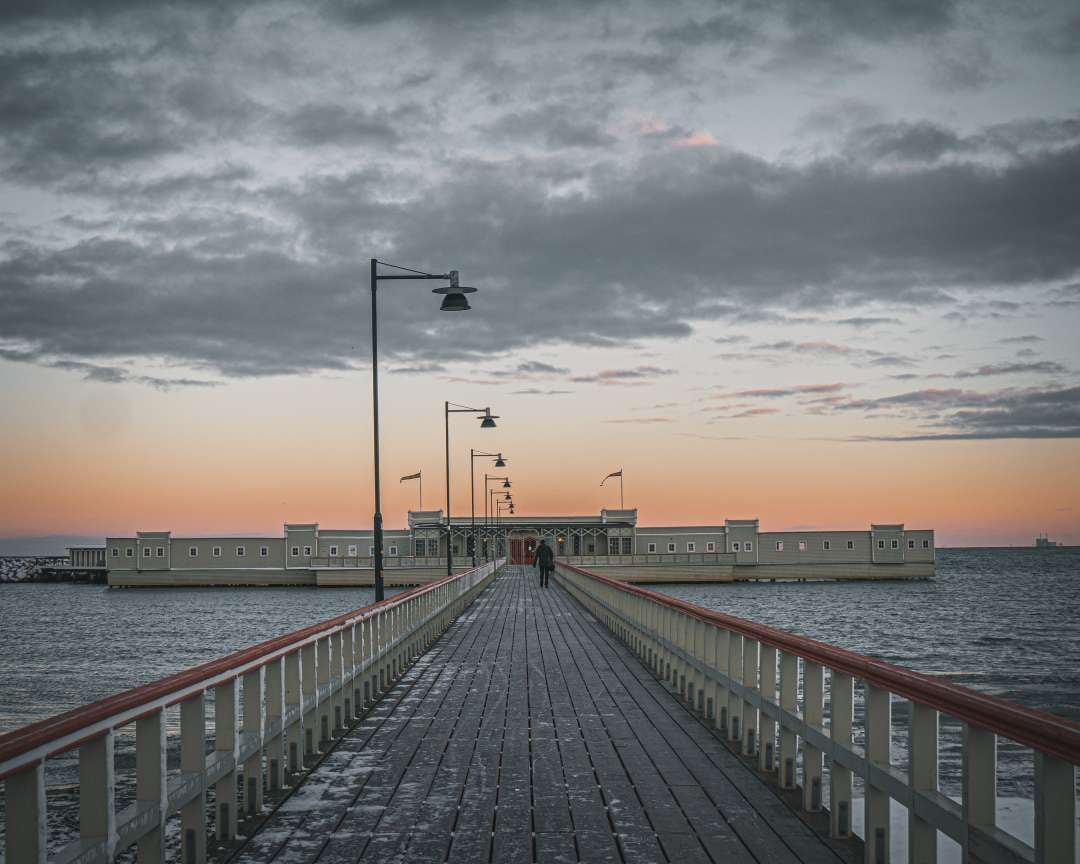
[0,556,69,582]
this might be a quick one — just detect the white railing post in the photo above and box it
[728,634,743,742]
[79,730,117,860]
[705,624,718,723]
[716,628,731,734]
[830,671,854,838]
[242,668,264,817]
[265,658,285,793]
[779,652,798,789]
[742,637,759,756]
[5,762,47,864]
[803,661,824,811]
[1034,752,1075,864]
[136,708,167,863]
[284,650,302,775]
[962,723,995,859]
[301,642,317,757]
[759,644,777,773]
[214,678,238,840]
[180,693,207,864]
[865,683,891,863]
[909,701,938,864]
[343,625,356,721]
[330,630,344,734]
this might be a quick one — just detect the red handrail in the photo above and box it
[560,562,1080,764]
[0,564,479,769]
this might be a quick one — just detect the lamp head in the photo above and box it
[504,492,511,501]
[479,407,498,428]
[502,479,511,489]
[432,274,476,313]
[494,454,506,468]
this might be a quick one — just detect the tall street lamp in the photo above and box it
[370,258,476,602]
[445,403,498,577]
[470,450,506,565]
[485,474,511,525]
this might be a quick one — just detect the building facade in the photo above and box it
[101,509,934,586]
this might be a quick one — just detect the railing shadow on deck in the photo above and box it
[0,559,505,863]
[555,561,1079,864]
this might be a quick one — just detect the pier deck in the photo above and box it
[229,566,851,864]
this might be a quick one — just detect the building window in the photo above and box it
[389,545,398,556]
[877,540,885,549]
[823,540,831,551]
[126,548,134,557]
[667,542,676,553]
[189,546,198,558]
[369,546,374,556]
[775,540,784,551]
[428,539,439,557]
[687,542,696,552]
[923,539,930,549]
[587,542,595,554]
[213,546,222,557]
[732,542,740,552]
[260,546,269,557]
[891,539,899,549]
[347,544,357,556]
[236,545,245,557]
[303,545,312,556]
[572,535,581,555]
[111,547,119,557]
[609,538,620,555]
[647,543,656,553]
[745,541,753,552]
[291,545,299,557]
[143,546,151,558]
[416,540,426,556]
[622,537,632,554]
[706,541,715,552]
[908,539,915,549]
[329,545,338,556]
[847,540,855,550]
[156,547,165,557]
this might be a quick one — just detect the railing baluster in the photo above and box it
[962,722,995,858]
[716,627,731,735]
[705,623,718,723]
[779,652,798,789]
[4,762,47,863]
[343,625,356,722]
[742,637,759,756]
[830,671,853,838]
[265,658,285,793]
[759,644,777,773]
[242,668,264,817]
[284,650,302,775]
[728,633,743,742]
[214,678,238,840]
[180,693,207,864]
[803,661,823,811]
[909,701,938,864]
[1034,752,1075,864]
[79,730,117,859]
[865,683,891,863]
[136,708,167,863]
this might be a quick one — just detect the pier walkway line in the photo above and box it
[229,565,851,864]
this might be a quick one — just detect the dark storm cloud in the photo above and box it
[827,385,1080,439]
[483,105,616,150]
[277,104,404,147]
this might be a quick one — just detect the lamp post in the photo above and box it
[370,258,476,602]
[485,474,511,525]
[470,450,506,565]
[445,403,498,577]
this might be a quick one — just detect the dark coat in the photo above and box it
[534,543,554,569]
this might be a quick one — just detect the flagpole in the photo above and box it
[419,470,423,511]
[620,470,624,508]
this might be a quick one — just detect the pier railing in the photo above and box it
[555,561,1079,864]
[0,558,503,863]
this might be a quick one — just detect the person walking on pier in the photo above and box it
[534,538,554,588]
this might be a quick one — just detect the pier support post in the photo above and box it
[865,683,891,862]
[180,693,207,864]
[265,658,285,793]
[830,672,853,838]
[741,638,759,756]
[5,762,47,864]
[136,708,167,864]
[758,644,777,773]
[1034,753,1075,864]
[214,679,238,840]
[803,661,823,811]
[284,651,302,775]
[79,730,117,860]
[779,652,797,788]
[242,668,264,817]
[909,702,938,864]
[962,723,995,859]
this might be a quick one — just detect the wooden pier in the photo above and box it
[228,565,850,864]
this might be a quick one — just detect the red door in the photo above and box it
[510,539,525,564]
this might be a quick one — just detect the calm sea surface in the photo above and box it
[0,549,1077,851]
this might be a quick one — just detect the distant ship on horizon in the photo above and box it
[1035,533,1061,548]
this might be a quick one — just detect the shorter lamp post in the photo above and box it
[445,403,498,576]
[470,450,506,565]
[485,474,511,525]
